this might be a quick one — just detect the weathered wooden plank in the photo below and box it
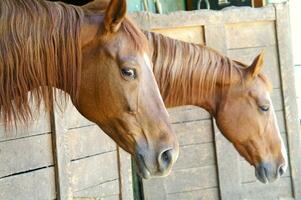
[239,177,293,200]
[130,10,223,30]
[143,165,218,199]
[276,110,286,133]
[271,88,284,111]
[174,143,215,170]
[73,179,119,198]
[168,106,210,124]
[117,147,134,200]
[214,122,241,200]
[143,176,168,200]
[73,195,119,200]
[227,46,281,89]
[225,21,276,49]
[172,119,213,146]
[275,2,301,199]
[164,165,218,194]
[167,187,219,200]
[153,26,205,44]
[61,99,93,129]
[130,5,275,30]
[0,112,51,142]
[71,152,119,195]
[67,125,116,160]
[205,24,227,53]
[0,167,56,200]
[52,101,73,200]
[221,5,275,24]
[0,134,53,178]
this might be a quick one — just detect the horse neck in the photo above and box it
[145,31,243,115]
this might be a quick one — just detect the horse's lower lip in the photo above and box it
[136,154,151,179]
[255,169,268,184]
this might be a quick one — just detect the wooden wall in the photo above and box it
[0,99,134,200]
[0,2,299,200]
[131,2,301,200]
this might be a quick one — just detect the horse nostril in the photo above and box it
[162,150,171,163]
[158,148,173,170]
[278,165,285,176]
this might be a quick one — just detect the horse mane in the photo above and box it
[144,31,246,106]
[0,0,84,125]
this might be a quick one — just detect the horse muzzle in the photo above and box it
[134,146,178,179]
[255,162,287,184]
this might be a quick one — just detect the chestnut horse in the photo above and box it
[0,0,179,179]
[145,31,287,183]
[81,0,287,183]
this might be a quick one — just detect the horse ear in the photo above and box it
[103,0,126,33]
[247,51,264,79]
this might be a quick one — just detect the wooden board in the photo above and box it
[225,21,276,49]
[153,26,205,44]
[0,133,53,178]
[67,125,116,160]
[0,112,51,142]
[0,167,56,200]
[70,151,119,198]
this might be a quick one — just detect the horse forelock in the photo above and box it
[0,0,84,125]
[121,18,149,53]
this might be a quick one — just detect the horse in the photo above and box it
[145,31,287,183]
[60,0,287,183]
[0,0,179,179]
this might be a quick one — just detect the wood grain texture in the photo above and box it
[0,167,56,200]
[67,125,116,160]
[275,2,301,199]
[168,106,210,123]
[153,26,205,44]
[117,147,134,200]
[172,119,213,146]
[0,111,51,142]
[167,187,219,200]
[225,21,276,49]
[0,134,53,178]
[70,152,119,197]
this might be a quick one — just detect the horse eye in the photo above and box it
[259,105,270,112]
[121,68,136,80]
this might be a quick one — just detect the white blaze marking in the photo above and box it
[143,52,169,116]
[143,53,152,70]
[267,93,288,170]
